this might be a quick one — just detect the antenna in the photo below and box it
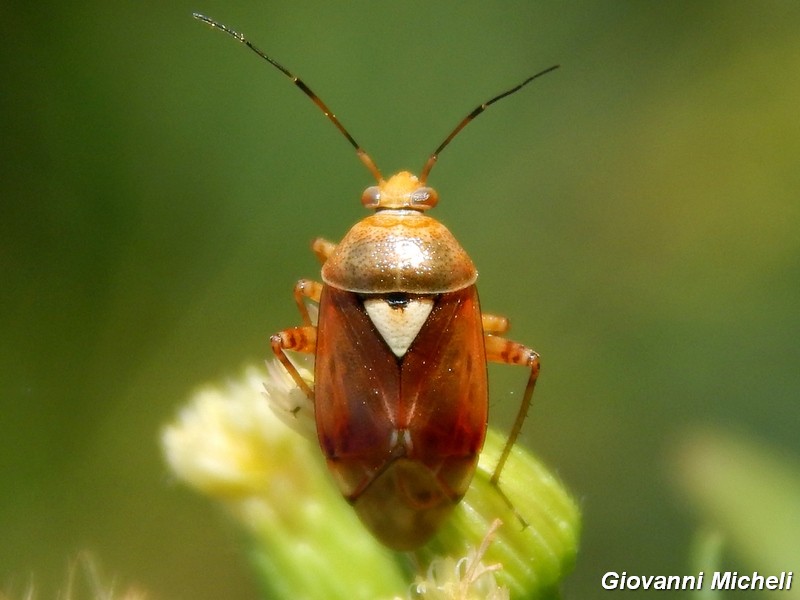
[193,13,384,182]
[419,64,559,183]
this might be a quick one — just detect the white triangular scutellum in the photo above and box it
[363,298,434,357]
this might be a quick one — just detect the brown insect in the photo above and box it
[194,13,558,550]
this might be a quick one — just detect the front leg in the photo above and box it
[271,278,324,400]
[270,326,317,400]
[311,237,337,264]
[293,279,323,326]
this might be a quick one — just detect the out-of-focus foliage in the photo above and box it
[675,428,800,599]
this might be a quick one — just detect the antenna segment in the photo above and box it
[419,64,559,183]
[194,14,558,184]
[193,13,383,182]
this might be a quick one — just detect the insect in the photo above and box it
[194,13,558,550]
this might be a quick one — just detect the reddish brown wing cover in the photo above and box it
[314,285,487,501]
[400,285,488,494]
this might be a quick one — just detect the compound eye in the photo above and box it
[410,186,438,210]
[361,185,381,208]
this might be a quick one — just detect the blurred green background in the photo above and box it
[2,1,799,598]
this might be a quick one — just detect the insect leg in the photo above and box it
[311,237,337,264]
[481,312,510,335]
[270,325,317,400]
[293,278,323,326]
[272,278,322,400]
[483,333,541,485]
